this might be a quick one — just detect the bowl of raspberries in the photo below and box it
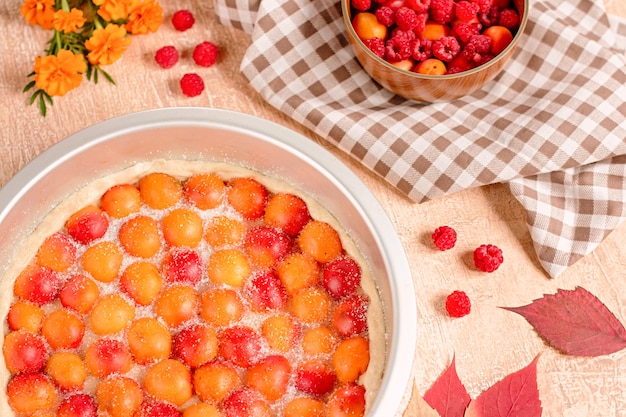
[342,0,528,102]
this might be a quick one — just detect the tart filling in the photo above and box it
[0,160,386,417]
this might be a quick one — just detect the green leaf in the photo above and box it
[28,91,38,105]
[27,89,52,117]
[100,68,115,84]
[23,80,36,93]
[38,94,48,117]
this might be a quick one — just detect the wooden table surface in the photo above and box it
[1,1,626,416]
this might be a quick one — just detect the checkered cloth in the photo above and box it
[214,0,626,279]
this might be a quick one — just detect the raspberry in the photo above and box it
[180,73,205,97]
[405,0,430,14]
[413,12,428,33]
[447,54,474,74]
[478,54,494,66]
[452,21,482,43]
[498,9,520,30]
[431,36,460,62]
[192,41,219,67]
[471,0,493,14]
[462,34,492,62]
[390,28,416,42]
[429,0,455,24]
[455,1,480,22]
[383,0,405,11]
[478,5,500,27]
[385,36,411,62]
[375,6,395,27]
[473,244,503,272]
[154,45,179,69]
[445,290,471,318]
[410,38,432,61]
[364,37,385,58]
[431,226,456,251]
[395,7,418,31]
[351,0,371,12]
[171,9,195,31]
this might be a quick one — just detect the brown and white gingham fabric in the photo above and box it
[214,0,626,279]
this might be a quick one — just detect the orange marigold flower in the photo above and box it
[85,24,131,66]
[34,49,86,97]
[126,0,163,34]
[53,8,86,33]
[93,0,132,21]
[20,0,55,30]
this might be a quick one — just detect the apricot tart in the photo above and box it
[0,160,385,417]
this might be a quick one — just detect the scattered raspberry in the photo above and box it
[431,36,460,62]
[455,0,480,22]
[192,41,219,67]
[473,244,503,272]
[428,0,455,24]
[154,45,179,69]
[395,7,419,31]
[498,9,520,30]
[431,226,457,251]
[385,36,411,62]
[172,9,195,31]
[351,0,371,12]
[180,73,205,97]
[462,34,493,63]
[364,37,385,58]
[375,6,395,26]
[406,0,431,14]
[445,290,471,318]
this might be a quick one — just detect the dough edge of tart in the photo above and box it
[0,159,387,415]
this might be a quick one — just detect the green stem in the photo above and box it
[94,15,104,29]
[53,30,62,54]
[85,0,99,26]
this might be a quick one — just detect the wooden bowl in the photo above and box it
[342,0,529,102]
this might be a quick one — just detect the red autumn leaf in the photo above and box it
[464,355,542,417]
[502,286,626,356]
[423,356,470,417]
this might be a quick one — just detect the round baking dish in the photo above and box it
[0,107,416,416]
